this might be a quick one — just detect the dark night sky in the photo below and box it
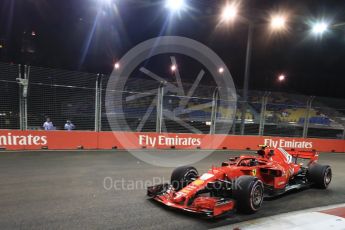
[1,0,345,98]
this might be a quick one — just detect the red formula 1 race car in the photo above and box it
[147,146,332,217]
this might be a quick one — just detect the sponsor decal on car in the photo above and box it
[199,173,214,180]
[193,179,204,186]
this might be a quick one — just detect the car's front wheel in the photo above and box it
[233,175,264,214]
[171,166,198,191]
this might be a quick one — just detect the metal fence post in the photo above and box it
[18,64,28,131]
[239,99,247,135]
[98,74,103,131]
[18,64,23,130]
[156,83,164,133]
[302,100,310,138]
[302,96,315,138]
[231,123,236,135]
[23,66,29,130]
[210,88,219,134]
[258,92,270,136]
[94,74,100,132]
[160,87,164,133]
[342,128,345,140]
[258,94,265,136]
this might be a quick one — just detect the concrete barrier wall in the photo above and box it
[0,130,344,152]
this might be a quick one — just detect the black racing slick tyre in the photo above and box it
[308,164,332,189]
[233,175,264,214]
[171,166,198,191]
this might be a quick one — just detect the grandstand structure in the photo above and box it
[0,62,344,139]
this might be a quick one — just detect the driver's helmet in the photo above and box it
[257,144,268,157]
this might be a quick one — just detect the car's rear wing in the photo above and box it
[287,150,319,164]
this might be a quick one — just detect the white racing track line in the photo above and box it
[212,203,345,230]
[0,150,343,153]
[0,149,245,153]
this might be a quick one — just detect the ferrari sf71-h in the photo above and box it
[147,146,332,217]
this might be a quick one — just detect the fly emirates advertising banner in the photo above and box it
[0,131,344,152]
[0,132,47,146]
[138,134,201,148]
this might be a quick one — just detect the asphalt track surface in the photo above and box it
[0,150,344,230]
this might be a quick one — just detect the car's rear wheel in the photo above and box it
[171,166,198,191]
[308,163,332,189]
[233,175,264,214]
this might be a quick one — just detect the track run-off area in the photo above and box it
[0,150,344,229]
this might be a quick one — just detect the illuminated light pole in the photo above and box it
[240,21,254,135]
[221,3,238,22]
[171,64,177,72]
[278,74,286,82]
[312,22,329,35]
[97,0,112,6]
[270,15,287,30]
[230,11,288,135]
[114,62,120,70]
[218,67,224,74]
[165,0,186,12]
